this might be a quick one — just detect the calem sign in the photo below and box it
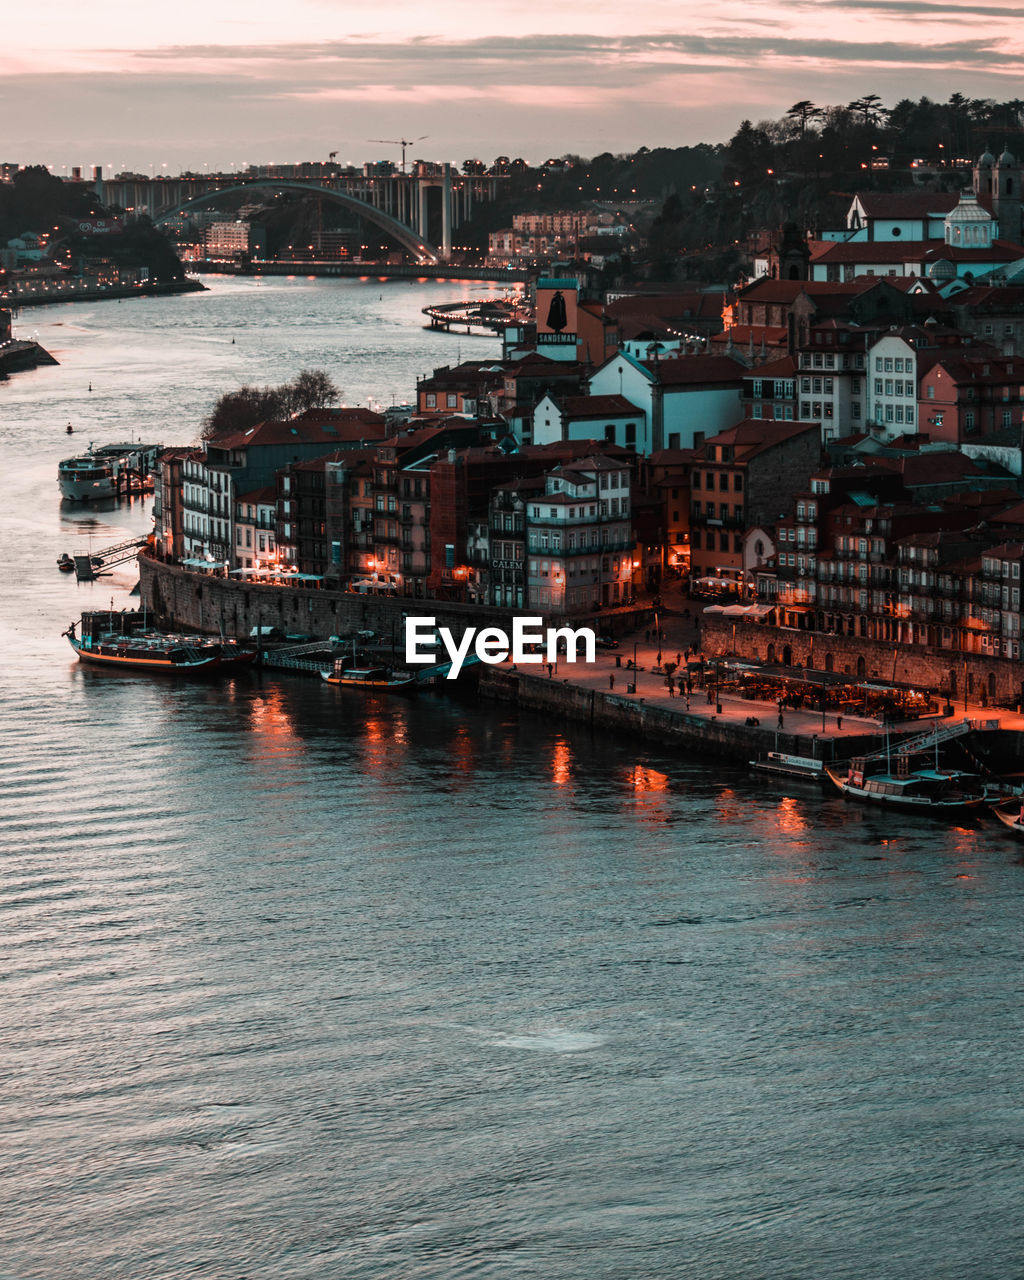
[405,616,595,679]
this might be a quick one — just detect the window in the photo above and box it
[425,393,436,408]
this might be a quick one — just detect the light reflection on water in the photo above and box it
[1,280,1022,1279]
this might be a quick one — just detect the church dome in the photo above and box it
[998,149,1017,167]
[947,192,992,222]
[979,148,996,167]
[927,258,956,281]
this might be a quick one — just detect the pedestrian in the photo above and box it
[547,662,553,678]
[777,710,784,729]
[667,677,675,697]
[836,714,842,730]
[676,651,682,667]
[609,674,615,690]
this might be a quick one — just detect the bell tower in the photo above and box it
[993,150,1022,243]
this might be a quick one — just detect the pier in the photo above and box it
[421,299,528,334]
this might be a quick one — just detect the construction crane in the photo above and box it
[368,136,427,173]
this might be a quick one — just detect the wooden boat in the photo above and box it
[825,760,985,814]
[57,553,75,573]
[990,798,1024,838]
[321,661,417,691]
[65,621,220,673]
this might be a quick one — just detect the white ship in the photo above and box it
[57,441,161,502]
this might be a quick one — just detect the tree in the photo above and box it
[848,94,888,127]
[786,101,823,135]
[200,369,340,438]
[201,385,291,439]
[291,368,340,413]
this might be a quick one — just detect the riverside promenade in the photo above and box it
[481,591,1024,765]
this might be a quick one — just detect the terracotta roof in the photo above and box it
[291,407,386,426]
[899,453,988,486]
[237,484,277,504]
[208,418,384,451]
[701,417,819,459]
[647,354,746,386]
[557,394,642,419]
[743,355,798,378]
[852,191,960,218]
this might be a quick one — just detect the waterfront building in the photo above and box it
[643,446,698,575]
[688,419,821,593]
[154,447,196,565]
[234,486,277,571]
[524,457,633,613]
[177,412,386,567]
[205,221,252,259]
[488,479,540,609]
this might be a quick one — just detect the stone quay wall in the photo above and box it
[140,556,518,642]
[139,556,649,646]
[478,666,879,764]
[700,615,1024,707]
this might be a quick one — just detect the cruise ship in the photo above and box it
[57,442,161,502]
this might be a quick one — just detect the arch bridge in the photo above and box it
[101,167,500,264]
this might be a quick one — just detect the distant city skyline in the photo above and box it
[5,0,1024,174]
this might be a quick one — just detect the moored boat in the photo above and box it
[65,616,221,673]
[57,450,117,501]
[751,751,826,782]
[825,759,985,814]
[990,797,1024,838]
[321,660,417,691]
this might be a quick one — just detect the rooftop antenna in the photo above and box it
[368,136,428,173]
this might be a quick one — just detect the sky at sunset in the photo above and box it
[5,0,1024,172]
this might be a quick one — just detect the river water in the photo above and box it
[1,278,1022,1279]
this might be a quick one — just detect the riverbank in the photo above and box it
[2,277,206,309]
[139,556,1024,770]
[0,339,58,379]
[191,260,530,283]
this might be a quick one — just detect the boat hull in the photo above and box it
[824,766,985,814]
[322,667,417,691]
[991,802,1024,837]
[68,636,220,673]
[58,474,117,501]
